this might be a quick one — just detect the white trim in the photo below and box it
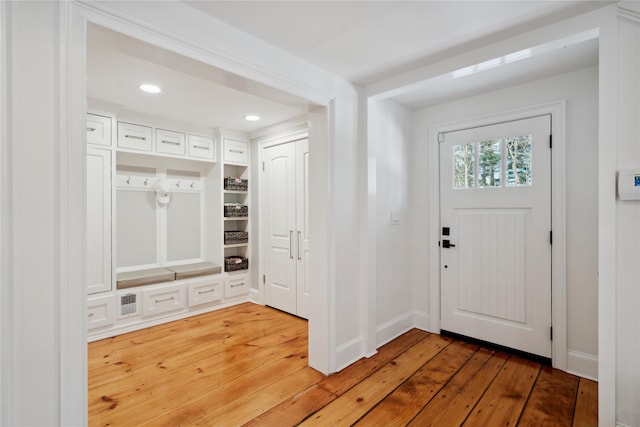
[567,350,598,381]
[428,101,568,370]
[412,311,430,331]
[335,335,366,371]
[376,312,413,348]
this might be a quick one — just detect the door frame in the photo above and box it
[256,123,309,306]
[428,101,567,370]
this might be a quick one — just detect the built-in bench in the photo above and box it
[116,262,222,290]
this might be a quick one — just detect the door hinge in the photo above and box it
[549,230,553,245]
[549,134,552,149]
[550,326,553,341]
[438,133,445,143]
[263,274,266,284]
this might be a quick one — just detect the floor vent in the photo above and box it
[119,293,138,317]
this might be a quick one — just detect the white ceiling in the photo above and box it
[87,1,609,133]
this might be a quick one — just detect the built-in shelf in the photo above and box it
[224,217,249,221]
[223,190,248,195]
[223,243,249,249]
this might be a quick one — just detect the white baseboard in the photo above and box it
[335,335,365,372]
[566,350,598,380]
[376,312,414,348]
[412,310,430,331]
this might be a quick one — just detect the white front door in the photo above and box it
[262,139,310,318]
[439,115,552,357]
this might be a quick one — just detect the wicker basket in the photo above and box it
[224,256,249,272]
[224,231,248,245]
[224,204,248,217]
[224,177,248,191]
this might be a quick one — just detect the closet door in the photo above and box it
[263,143,297,314]
[87,148,112,294]
[295,140,310,319]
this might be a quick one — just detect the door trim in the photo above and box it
[428,101,567,370]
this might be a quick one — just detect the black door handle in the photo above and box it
[442,239,456,248]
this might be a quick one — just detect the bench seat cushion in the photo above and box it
[117,267,176,290]
[168,262,222,280]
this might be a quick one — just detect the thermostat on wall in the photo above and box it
[618,169,640,200]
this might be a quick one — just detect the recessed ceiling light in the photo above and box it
[244,114,260,122]
[139,83,162,94]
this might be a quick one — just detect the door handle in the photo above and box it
[290,230,294,259]
[442,239,456,248]
[297,231,302,261]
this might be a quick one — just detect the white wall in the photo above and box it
[369,99,414,346]
[411,66,599,376]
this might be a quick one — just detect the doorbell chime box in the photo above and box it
[618,169,640,201]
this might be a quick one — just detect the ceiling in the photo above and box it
[87,1,609,133]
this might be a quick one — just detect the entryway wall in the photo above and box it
[371,64,598,380]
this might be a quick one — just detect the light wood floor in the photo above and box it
[89,303,597,426]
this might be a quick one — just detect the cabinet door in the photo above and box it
[117,122,153,151]
[188,276,222,306]
[87,148,112,294]
[188,134,215,160]
[223,139,249,165]
[87,294,115,331]
[156,129,186,156]
[86,113,112,146]
[142,282,186,317]
[224,275,250,299]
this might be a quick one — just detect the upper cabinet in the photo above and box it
[118,122,153,152]
[223,139,249,165]
[86,113,112,147]
[188,134,216,161]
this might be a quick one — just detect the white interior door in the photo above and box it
[295,139,310,319]
[440,115,552,358]
[263,143,297,314]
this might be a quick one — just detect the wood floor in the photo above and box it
[89,303,597,426]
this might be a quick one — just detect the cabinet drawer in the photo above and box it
[118,122,153,152]
[224,275,250,298]
[87,294,116,330]
[188,276,222,307]
[142,282,186,317]
[188,134,215,160]
[223,139,249,164]
[156,129,186,156]
[86,114,112,146]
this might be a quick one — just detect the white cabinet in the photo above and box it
[224,275,250,299]
[188,134,216,160]
[224,139,249,165]
[86,113,112,146]
[142,282,186,317]
[87,294,116,330]
[262,139,309,318]
[188,276,222,307]
[117,122,153,152]
[156,129,186,156]
[87,147,112,294]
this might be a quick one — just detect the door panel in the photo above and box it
[296,139,310,319]
[263,144,296,313]
[440,115,551,357]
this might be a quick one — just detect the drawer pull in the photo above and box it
[155,296,175,303]
[87,127,96,132]
[161,140,181,145]
[230,282,245,288]
[125,134,146,141]
[229,149,244,154]
[198,289,214,295]
[192,144,209,150]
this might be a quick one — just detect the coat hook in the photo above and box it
[176,180,181,187]
[144,178,149,186]
[190,181,195,188]
[126,176,130,184]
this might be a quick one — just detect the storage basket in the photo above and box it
[224,256,249,272]
[224,231,248,245]
[224,204,248,217]
[224,177,248,191]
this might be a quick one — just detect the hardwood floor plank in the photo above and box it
[407,348,506,427]
[463,356,541,426]
[354,340,479,426]
[299,334,451,426]
[243,328,429,427]
[518,365,580,426]
[573,378,598,427]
